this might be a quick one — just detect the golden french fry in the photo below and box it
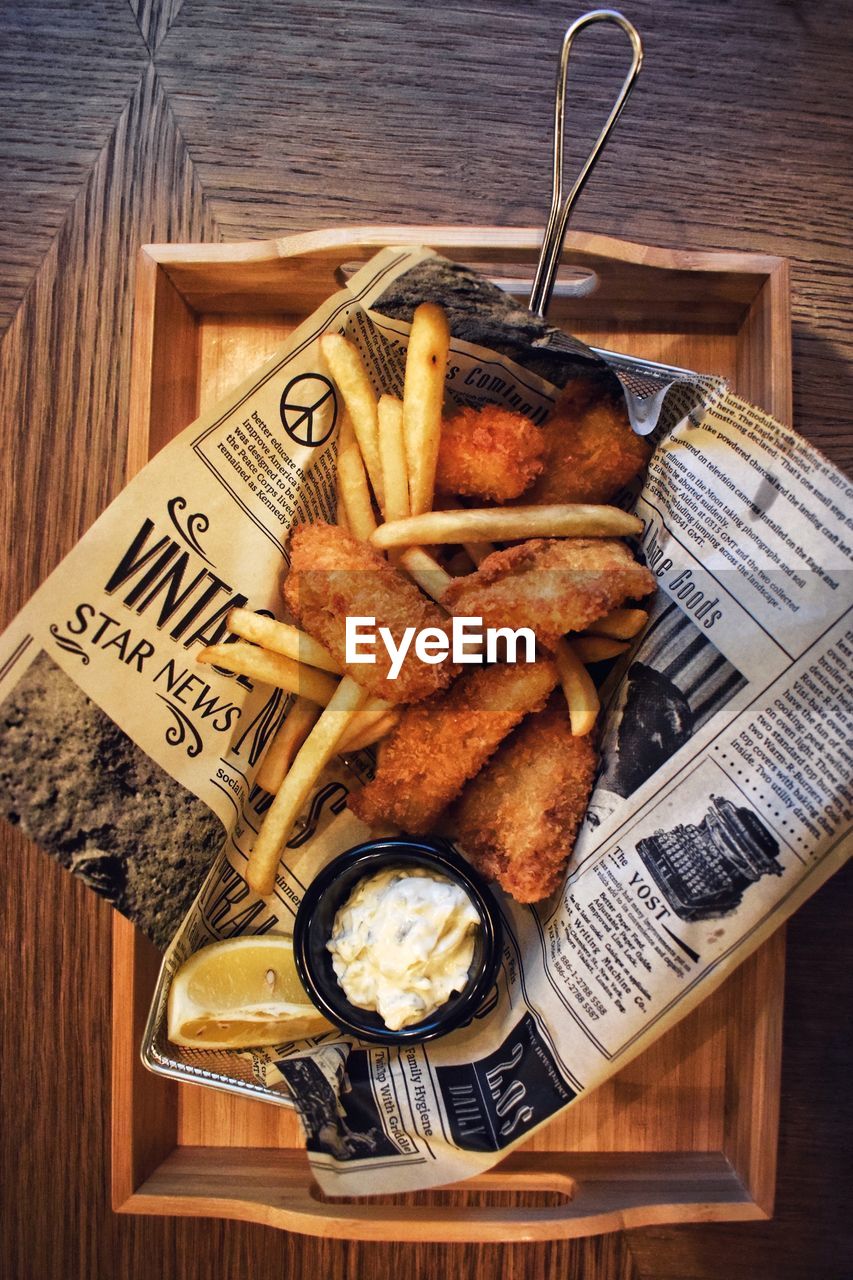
[584,607,648,640]
[459,540,492,567]
[336,695,392,749]
[572,636,630,664]
[197,642,339,706]
[227,608,341,674]
[256,697,320,794]
[335,706,399,752]
[335,411,377,541]
[398,546,453,603]
[438,495,495,565]
[320,334,384,507]
[339,709,401,753]
[554,638,599,736]
[371,504,643,549]
[247,676,368,895]
[378,395,409,523]
[403,303,450,516]
[335,478,350,531]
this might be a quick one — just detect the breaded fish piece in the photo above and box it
[524,378,650,505]
[348,658,558,834]
[450,695,598,902]
[283,522,457,705]
[443,538,656,647]
[436,405,545,502]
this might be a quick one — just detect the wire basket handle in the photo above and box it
[529,9,643,318]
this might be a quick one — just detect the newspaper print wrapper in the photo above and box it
[0,247,850,1194]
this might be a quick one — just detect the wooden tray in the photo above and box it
[111,226,791,1242]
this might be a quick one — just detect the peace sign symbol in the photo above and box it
[279,372,338,447]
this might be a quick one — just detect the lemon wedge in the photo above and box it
[167,935,333,1049]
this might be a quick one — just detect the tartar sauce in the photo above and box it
[327,866,480,1031]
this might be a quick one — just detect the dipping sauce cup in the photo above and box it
[293,838,503,1045]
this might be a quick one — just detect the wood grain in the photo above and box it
[0,0,851,1276]
[129,0,188,56]
[0,1,147,330]
[119,1149,758,1241]
[0,62,218,625]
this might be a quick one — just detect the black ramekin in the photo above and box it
[293,837,503,1045]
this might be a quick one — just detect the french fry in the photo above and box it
[197,642,339,706]
[338,695,399,752]
[572,635,630,664]
[377,395,409,523]
[371,504,644,549]
[335,411,377,541]
[247,676,368,895]
[439,494,495,565]
[339,708,401,753]
[320,334,384,507]
[584,607,649,640]
[403,303,450,516]
[227,608,341,674]
[256,697,320,794]
[459,540,493,567]
[335,491,350,531]
[398,546,453,603]
[396,549,489,658]
[554,638,599,736]
[336,695,392,750]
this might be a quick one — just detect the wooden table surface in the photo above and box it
[1,2,850,1276]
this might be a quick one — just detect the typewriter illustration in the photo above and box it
[636,795,783,921]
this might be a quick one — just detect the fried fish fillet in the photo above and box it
[443,538,656,647]
[283,521,458,705]
[523,378,650,505]
[436,405,546,502]
[348,658,558,834]
[450,695,598,902]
